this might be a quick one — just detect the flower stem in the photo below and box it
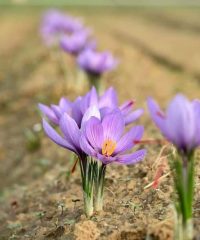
[87,73,102,93]
[171,151,195,240]
[95,188,104,211]
[94,162,106,212]
[79,156,95,217]
[175,215,193,240]
[83,190,94,217]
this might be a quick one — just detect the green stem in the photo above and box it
[94,162,106,212]
[83,190,94,217]
[87,73,102,93]
[79,156,95,217]
[95,188,104,212]
[171,151,195,240]
[175,216,193,240]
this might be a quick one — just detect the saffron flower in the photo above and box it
[80,110,146,211]
[77,49,118,75]
[80,110,146,165]
[60,29,95,56]
[38,87,143,127]
[39,88,145,217]
[40,9,83,47]
[147,94,200,154]
[147,94,200,240]
[77,49,118,91]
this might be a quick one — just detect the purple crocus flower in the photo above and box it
[147,94,200,153]
[39,87,143,127]
[77,49,118,75]
[73,87,143,126]
[40,9,83,47]
[80,110,146,165]
[60,29,95,55]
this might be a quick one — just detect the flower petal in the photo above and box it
[84,117,104,150]
[125,108,144,125]
[99,87,118,109]
[80,87,98,114]
[100,107,113,119]
[102,110,124,141]
[115,126,144,154]
[38,103,58,124]
[59,113,81,150]
[116,149,146,165]
[51,104,62,119]
[96,153,116,165]
[59,97,72,113]
[80,135,97,156]
[193,99,200,145]
[120,100,134,115]
[81,105,101,128]
[89,87,98,106]
[80,91,91,114]
[42,119,75,151]
[72,97,83,127]
[147,97,167,135]
[166,94,196,150]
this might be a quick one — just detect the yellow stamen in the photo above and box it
[102,139,117,156]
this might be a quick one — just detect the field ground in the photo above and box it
[0,6,200,240]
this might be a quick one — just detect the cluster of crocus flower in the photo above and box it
[39,9,200,240]
[148,95,200,240]
[40,9,118,92]
[39,87,146,216]
[39,84,200,238]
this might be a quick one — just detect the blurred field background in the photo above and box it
[0,1,200,239]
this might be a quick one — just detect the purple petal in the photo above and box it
[72,97,83,127]
[89,87,98,106]
[80,86,98,114]
[125,109,144,125]
[81,106,101,128]
[100,107,113,119]
[59,97,72,113]
[147,97,167,135]
[80,135,96,157]
[42,119,75,151]
[193,99,200,145]
[51,104,62,119]
[120,100,134,115]
[38,103,58,124]
[114,126,144,154]
[166,94,196,150]
[102,110,124,141]
[80,91,91,114]
[99,87,118,109]
[116,149,146,165]
[59,113,81,150]
[84,117,104,150]
[96,153,116,165]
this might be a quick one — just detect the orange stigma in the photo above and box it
[102,139,117,156]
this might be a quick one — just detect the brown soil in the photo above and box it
[0,7,200,240]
